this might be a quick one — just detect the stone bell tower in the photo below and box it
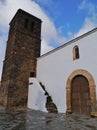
[0,9,41,108]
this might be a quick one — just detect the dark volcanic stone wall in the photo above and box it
[0,9,41,108]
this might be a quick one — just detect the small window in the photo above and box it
[30,72,35,77]
[30,21,35,32]
[24,19,29,29]
[73,45,80,60]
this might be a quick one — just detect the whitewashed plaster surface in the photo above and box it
[28,78,47,112]
[36,30,97,113]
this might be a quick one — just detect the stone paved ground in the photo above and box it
[0,109,97,130]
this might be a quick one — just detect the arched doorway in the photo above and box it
[71,75,91,115]
[66,69,96,115]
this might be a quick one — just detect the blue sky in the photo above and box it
[34,0,97,36]
[0,0,97,79]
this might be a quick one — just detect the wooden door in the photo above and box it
[71,75,91,115]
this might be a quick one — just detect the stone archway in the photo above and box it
[66,69,96,115]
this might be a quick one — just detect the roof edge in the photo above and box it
[38,27,97,59]
[9,8,42,25]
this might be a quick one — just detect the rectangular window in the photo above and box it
[30,21,35,32]
[30,72,35,77]
[24,19,29,29]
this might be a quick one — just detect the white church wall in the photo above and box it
[28,78,47,112]
[37,30,97,113]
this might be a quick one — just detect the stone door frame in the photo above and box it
[66,69,96,115]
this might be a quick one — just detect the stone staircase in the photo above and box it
[46,96,58,113]
[40,82,58,113]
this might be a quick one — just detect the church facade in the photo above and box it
[28,28,97,116]
[0,9,97,116]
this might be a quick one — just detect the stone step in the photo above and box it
[46,101,58,113]
[39,82,58,113]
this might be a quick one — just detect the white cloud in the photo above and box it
[79,0,97,23]
[0,0,66,55]
[75,0,97,37]
[0,34,7,79]
[75,18,96,37]
[79,0,96,15]
[41,40,54,55]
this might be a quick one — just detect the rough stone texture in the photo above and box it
[0,9,41,109]
[0,109,97,130]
